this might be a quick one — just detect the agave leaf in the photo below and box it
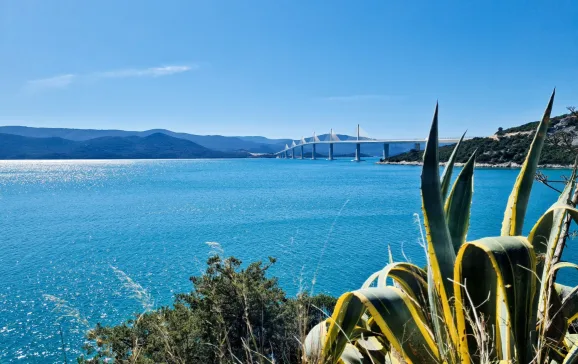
[440,131,466,199]
[339,344,365,364]
[322,293,367,362]
[365,318,392,353]
[454,236,537,364]
[426,263,447,362]
[556,283,578,324]
[549,159,578,270]
[341,341,397,364]
[566,333,578,348]
[374,262,427,288]
[543,279,568,353]
[384,355,401,364]
[529,165,576,263]
[421,103,459,344]
[355,287,439,363]
[529,202,578,278]
[549,268,578,347]
[551,262,578,276]
[564,344,578,364]
[355,337,390,364]
[361,271,381,288]
[355,335,385,352]
[362,262,429,311]
[304,320,329,361]
[525,170,577,355]
[322,287,439,364]
[445,149,477,254]
[501,90,555,236]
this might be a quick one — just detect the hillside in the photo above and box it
[386,113,578,166]
[0,126,421,157]
[0,126,279,154]
[0,133,248,159]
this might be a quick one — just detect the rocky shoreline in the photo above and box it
[376,160,573,169]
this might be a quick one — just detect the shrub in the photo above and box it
[80,256,336,363]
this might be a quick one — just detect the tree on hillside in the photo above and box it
[536,105,578,191]
[545,106,578,156]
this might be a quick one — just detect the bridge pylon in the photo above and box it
[311,132,317,160]
[383,143,389,160]
[328,128,334,161]
[354,124,361,162]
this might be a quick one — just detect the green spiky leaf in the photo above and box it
[445,150,476,254]
[501,89,555,236]
[454,236,537,363]
[440,131,466,199]
[421,103,459,344]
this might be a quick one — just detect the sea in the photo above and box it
[0,158,576,362]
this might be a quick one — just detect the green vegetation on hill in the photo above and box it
[502,121,540,133]
[502,113,577,133]
[388,113,578,165]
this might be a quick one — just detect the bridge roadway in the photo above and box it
[277,136,464,161]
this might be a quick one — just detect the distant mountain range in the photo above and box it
[0,133,250,159]
[0,126,419,159]
[0,126,287,154]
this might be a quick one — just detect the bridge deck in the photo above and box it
[276,138,464,154]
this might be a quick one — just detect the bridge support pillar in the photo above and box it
[300,145,304,159]
[328,143,334,160]
[291,148,294,159]
[312,144,316,160]
[414,143,421,152]
[354,143,361,162]
[284,151,288,159]
[383,143,389,160]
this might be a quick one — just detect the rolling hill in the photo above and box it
[0,133,249,159]
[0,126,415,157]
[386,113,578,166]
[0,126,278,154]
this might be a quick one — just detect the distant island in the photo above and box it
[380,111,578,168]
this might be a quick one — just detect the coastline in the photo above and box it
[376,160,574,169]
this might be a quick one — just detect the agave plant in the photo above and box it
[304,90,578,364]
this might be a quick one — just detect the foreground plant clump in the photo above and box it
[306,90,578,363]
[80,256,336,363]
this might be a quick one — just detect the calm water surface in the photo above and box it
[0,158,576,362]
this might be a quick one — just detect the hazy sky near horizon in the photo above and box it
[1,1,577,139]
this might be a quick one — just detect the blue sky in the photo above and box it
[0,1,577,139]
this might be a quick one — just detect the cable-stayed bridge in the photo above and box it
[276,124,466,161]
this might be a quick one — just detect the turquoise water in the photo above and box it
[0,158,575,362]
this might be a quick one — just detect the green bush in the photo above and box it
[79,256,336,363]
